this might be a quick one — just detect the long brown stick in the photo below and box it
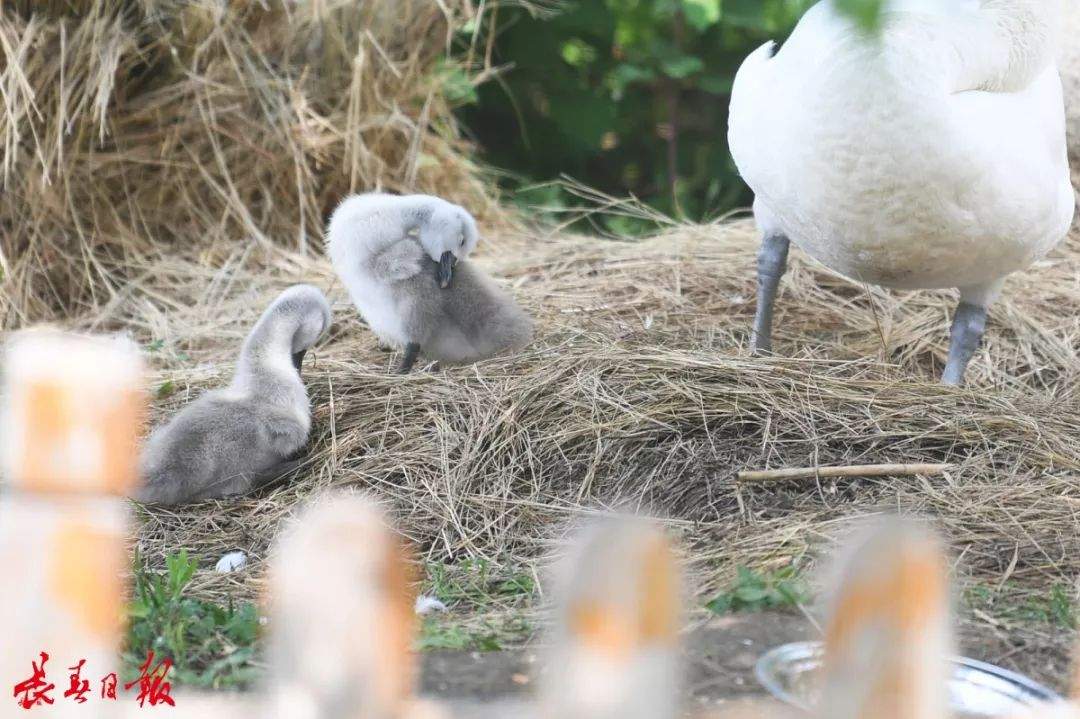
[737,463,952,483]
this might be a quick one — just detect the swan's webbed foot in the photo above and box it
[751,232,790,355]
[397,342,421,374]
[942,302,987,386]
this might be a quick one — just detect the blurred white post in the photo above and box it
[0,329,144,718]
[541,516,683,719]
[264,493,448,719]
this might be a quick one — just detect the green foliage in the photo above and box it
[682,0,721,32]
[424,558,536,608]
[416,559,536,652]
[437,59,480,106]
[416,614,532,652]
[126,551,261,689]
[459,0,816,230]
[706,565,810,614]
[145,340,190,363]
[155,380,176,399]
[964,583,1077,629]
[459,0,886,231]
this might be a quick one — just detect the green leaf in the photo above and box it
[661,55,704,79]
[681,0,721,31]
[706,565,810,614]
[720,0,770,30]
[166,550,197,599]
[126,550,262,690]
[705,595,733,615]
[127,601,152,620]
[156,380,176,399]
[608,64,657,98]
[776,580,807,606]
[440,64,478,106]
[733,585,770,604]
[736,566,761,585]
[560,38,599,67]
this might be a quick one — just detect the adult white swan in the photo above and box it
[728,0,1075,384]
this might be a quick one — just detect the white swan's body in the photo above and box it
[1061,0,1080,165]
[729,0,1074,382]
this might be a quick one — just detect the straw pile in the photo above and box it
[0,0,497,326]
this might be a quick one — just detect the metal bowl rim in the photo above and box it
[754,640,1061,712]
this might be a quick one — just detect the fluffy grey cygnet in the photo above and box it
[137,284,332,505]
[326,192,533,373]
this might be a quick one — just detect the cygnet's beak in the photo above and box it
[291,349,307,373]
[437,251,455,289]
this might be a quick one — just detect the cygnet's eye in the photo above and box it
[407,227,420,238]
[458,233,465,248]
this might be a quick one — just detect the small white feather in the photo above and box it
[414,595,448,615]
[215,550,247,573]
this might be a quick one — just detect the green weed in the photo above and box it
[706,565,810,615]
[125,551,261,689]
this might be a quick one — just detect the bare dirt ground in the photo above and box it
[420,610,1067,709]
[421,612,810,714]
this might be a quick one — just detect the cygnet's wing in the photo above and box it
[439,261,532,354]
[368,236,426,282]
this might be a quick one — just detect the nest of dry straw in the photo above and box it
[0,0,497,324]
[84,214,1080,686]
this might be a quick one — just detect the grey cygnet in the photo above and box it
[326,192,533,373]
[137,284,331,504]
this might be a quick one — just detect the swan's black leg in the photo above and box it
[397,343,421,374]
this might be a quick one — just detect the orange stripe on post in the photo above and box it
[21,382,73,491]
[3,330,145,495]
[48,520,125,641]
[379,535,419,712]
[571,603,635,659]
[639,534,678,644]
[101,387,143,495]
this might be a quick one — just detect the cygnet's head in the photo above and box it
[412,200,479,289]
[266,284,332,372]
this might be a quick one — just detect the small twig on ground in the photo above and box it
[736,463,952,484]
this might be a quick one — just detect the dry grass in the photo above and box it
[48,214,1078,686]
[0,0,500,325]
